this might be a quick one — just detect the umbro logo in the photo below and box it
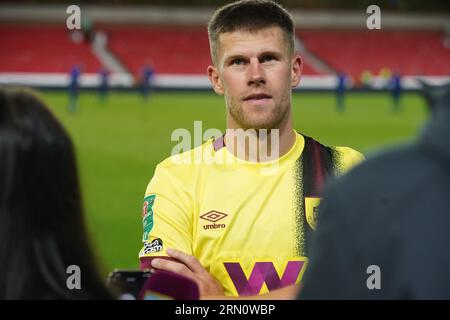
[200,210,227,222]
[200,210,227,230]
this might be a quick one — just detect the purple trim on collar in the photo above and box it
[213,134,226,151]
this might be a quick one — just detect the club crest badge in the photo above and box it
[305,197,321,230]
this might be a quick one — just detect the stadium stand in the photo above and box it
[104,26,211,75]
[295,56,323,75]
[1,24,449,88]
[3,25,448,77]
[103,25,324,76]
[298,30,450,78]
[0,24,102,73]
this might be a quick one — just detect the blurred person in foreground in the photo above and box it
[0,87,113,299]
[138,0,363,299]
[297,82,450,299]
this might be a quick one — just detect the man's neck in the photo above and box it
[225,115,296,163]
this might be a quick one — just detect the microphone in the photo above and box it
[138,270,200,300]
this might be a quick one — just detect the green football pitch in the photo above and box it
[40,90,428,276]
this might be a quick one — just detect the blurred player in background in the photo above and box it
[139,0,364,299]
[98,67,110,102]
[336,72,347,112]
[390,71,402,112]
[140,64,155,101]
[68,64,81,112]
[0,87,113,299]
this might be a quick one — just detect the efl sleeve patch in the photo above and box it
[142,194,156,241]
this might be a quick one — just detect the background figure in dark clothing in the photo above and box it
[98,67,109,102]
[0,87,113,299]
[390,71,402,112]
[140,65,154,101]
[298,82,450,299]
[68,65,81,112]
[336,73,347,112]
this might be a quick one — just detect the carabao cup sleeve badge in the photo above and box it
[142,195,156,241]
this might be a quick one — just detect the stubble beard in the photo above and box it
[226,92,291,131]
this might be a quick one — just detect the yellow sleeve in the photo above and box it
[138,162,194,261]
[334,146,365,175]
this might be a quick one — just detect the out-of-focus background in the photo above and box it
[1,0,449,274]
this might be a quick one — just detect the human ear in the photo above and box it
[207,65,224,95]
[291,55,303,87]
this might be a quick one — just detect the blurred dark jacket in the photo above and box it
[298,86,450,299]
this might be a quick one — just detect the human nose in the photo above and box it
[247,59,265,86]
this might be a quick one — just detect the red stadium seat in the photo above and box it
[1,24,101,73]
[297,29,450,77]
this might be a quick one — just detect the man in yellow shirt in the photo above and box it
[139,0,363,299]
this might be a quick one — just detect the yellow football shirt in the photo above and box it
[139,131,364,296]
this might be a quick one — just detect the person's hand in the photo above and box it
[150,248,224,298]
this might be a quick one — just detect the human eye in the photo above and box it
[260,54,277,63]
[230,57,246,66]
